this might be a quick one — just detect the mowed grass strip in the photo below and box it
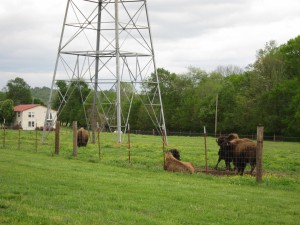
[0,146,299,225]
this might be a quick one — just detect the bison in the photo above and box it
[164,149,195,173]
[215,133,239,170]
[168,148,181,160]
[77,127,89,147]
[230,139,256,175]
[215,133,256,175]
[227,133,239,141]
[215,139,234,171]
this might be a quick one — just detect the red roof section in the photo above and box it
[14,104,41,112]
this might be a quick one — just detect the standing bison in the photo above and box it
[215,133,239,170]
[215,133,256,175]
[230,139,256,175]
[77,127,89,147]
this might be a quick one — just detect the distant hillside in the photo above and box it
[31,87,51,105]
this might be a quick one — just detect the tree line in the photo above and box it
[1,35,299,137]
[0,77,47,125]
[154,36,300,136]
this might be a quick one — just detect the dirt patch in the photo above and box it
[195,167,256,176]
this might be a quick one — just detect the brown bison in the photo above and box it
[215,133,239,170]
[77,127,89,147]
[168,149,181,160]
[215,134,256,175]
[164,150,195,173]
[230,139,256,175]
[227,133,239,141]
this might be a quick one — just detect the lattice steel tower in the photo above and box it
[43,0,167,143]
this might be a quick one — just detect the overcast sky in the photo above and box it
[0,0,299,89]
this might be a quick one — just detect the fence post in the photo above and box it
[2,119,6,148]
[73,121,78,157]
[35,126,38,152]
[256,126,264,182]
[162,128,166,169]
[55,121,60,155]
[97,122,101,160]
[18,129,21,150]
[128,124,131,163]
[204,126,208,175]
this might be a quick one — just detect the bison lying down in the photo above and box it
[164,149,195,173]
[215,133,256,175]
[168,148,181,160]
[77,127,89,147]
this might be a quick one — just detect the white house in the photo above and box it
[14,104,57,130]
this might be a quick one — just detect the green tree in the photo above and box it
[31,86,51,105]
[6,77,32,105]
[128,97,142,130]
[0,92,5,102]
[258,78,300,135]
[192,71,223,133]
[54,80,91,127]
[144,68,182,131]
[279,35,300,78]
[0,99,14,124]
[250,40,285,92]
[215,75,238,133]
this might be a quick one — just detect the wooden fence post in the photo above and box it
[18,129,21,150]
[204,126,208,175]
[256,126,264,182]
[73,121,78,157]
[2,119,6,148]
[128,124,131,163]
[35,126,38,152]
[97,122,101,160]
[162,128,166,169]
[55,121,60,155]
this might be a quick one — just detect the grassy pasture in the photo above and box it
[0,129,299,224]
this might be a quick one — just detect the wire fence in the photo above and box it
[1,126,299,178]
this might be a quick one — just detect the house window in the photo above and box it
[17,112,21,117]
[47,112,53,121]
[28,121,35,128]
[28,112,35,118]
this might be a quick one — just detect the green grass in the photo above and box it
[0,129,299,224]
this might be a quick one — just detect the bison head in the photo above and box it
[216,136,228,146]
[168,149,181,161]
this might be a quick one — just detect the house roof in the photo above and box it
[14,104,41,112]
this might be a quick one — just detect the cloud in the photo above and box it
[0,0,300,89]
[150,0,300,72]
